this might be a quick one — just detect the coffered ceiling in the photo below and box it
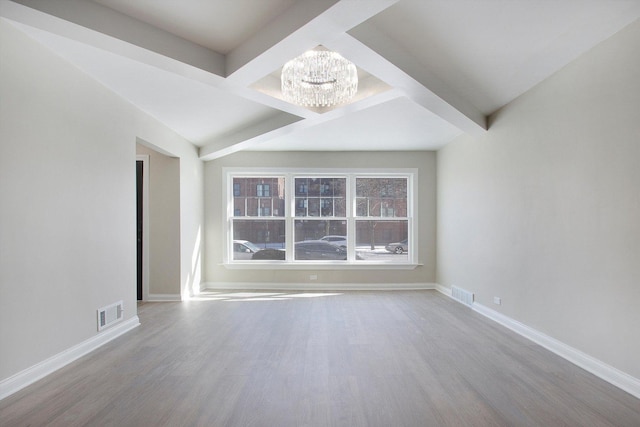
[2,0,639,160]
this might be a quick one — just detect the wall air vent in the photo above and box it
[97,301,124,331]
[451,286,474,306]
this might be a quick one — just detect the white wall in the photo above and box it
[0,18,202,382]
[204,150,437,286]
[437,20,640,379]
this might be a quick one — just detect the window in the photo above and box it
[256,184,270,197]
[226,169,415,265]
[231,177,285,256]
[354,177,409,262]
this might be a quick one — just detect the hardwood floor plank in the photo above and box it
[1,290,639,426]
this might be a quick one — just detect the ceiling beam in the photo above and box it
[210,27,486,158]
[198,0,413,159]
[199,89,404,160]
[226,0,400,86]
[4,0,486,160]
[4,0,225,76]
[198,113,304,160]
[205,0,486,157]
[328,32,487,137]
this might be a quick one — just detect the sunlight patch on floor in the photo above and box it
[189,291,342,302]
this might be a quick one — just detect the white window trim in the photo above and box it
[223,167,420,269]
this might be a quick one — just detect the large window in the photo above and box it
[230,177,285,262]
[354,177,409,262]
[226,169,415,265]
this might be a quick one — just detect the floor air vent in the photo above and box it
[97,301,124,331]
[451,286,474,306]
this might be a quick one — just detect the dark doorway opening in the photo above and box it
[136,160,143,301]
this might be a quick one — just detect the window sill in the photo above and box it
[222,262,422,270]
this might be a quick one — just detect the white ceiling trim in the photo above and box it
[200,89,406,160]
[326,33,486,138]
[2,0,494,159]
[3,0,226,75]
[225,0,339,81]
[3,0,639,159]
[200,0,487,159]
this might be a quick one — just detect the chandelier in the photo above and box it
[281,49,358,108]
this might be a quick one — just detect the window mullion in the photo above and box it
[285,173,294,262]
[347,173,355,261]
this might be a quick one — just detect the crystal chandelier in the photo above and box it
[281,49,358,108]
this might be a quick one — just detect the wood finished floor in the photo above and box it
[1,290,639,426]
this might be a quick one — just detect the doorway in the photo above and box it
[135,144,181,300]
[136,155,149,301]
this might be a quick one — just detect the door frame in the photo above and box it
[136,154,150,301]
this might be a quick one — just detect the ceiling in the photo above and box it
[2,0,640,160]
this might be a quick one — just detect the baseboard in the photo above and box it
[202,282,437,292]
[472,303,640,399]
[146,293,182,302]
[435,285,640,399]
[0,316,140,401]
[435,283,452,297]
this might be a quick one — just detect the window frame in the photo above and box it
[223,168,419,269]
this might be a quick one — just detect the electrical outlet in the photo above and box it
[309,274,317,281]
[494,297,502,305]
